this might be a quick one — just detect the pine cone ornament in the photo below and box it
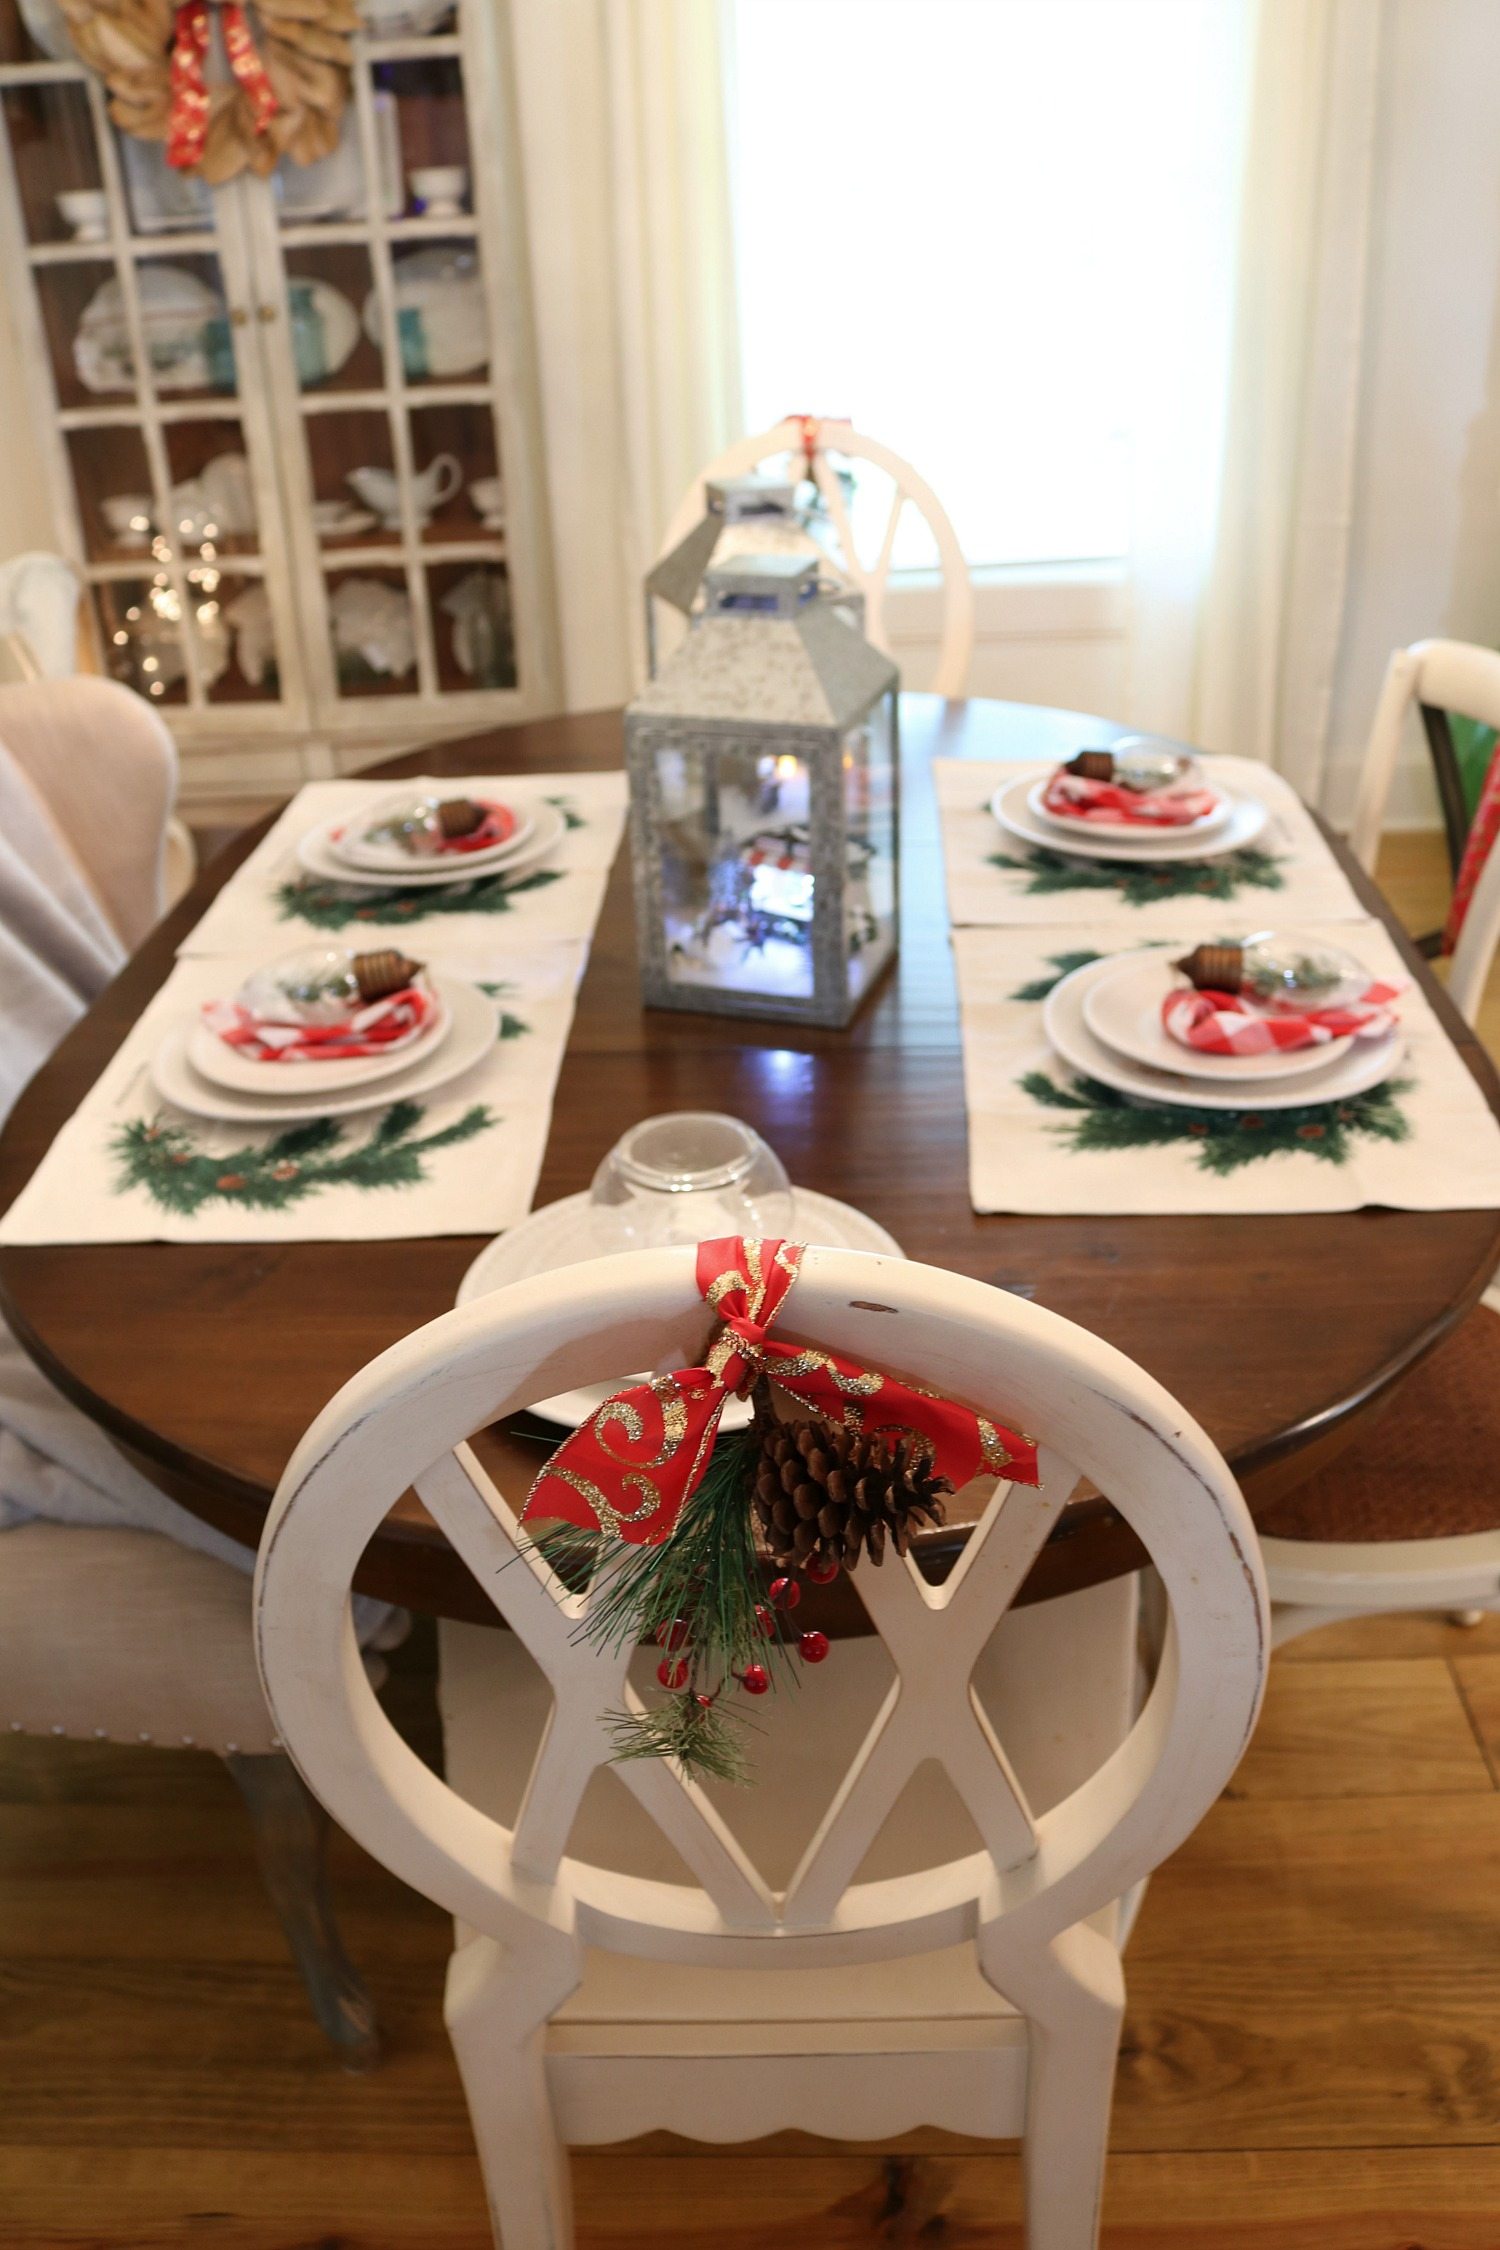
[436,797,486,839]
[1174,942,1244,993]
[751,1408,952,1572]
[352,949,422,1002]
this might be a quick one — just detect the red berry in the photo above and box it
[655,1618,691,1651]
[694,1692,716,1709]
[798,1631,830,1665]
[657,1656,690,1690]
[754,1604,774,1638]
[739,1664,770,1696]
[804,1553,839,1585]
[768,1576,801,1611]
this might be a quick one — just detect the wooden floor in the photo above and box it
[6,830,1500,2248]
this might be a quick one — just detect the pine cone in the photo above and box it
[352,949,422,1002]
[750,1406,951,1572]
[1174,942,1244,994]
[436,797,486,839]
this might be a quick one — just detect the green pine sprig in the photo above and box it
[112,1099,495,1215]
[992,845,1285,908]
[274,867,564,931]
[530,1413,793,1784]
[1019,1069,1412,1175]
[1009,949,1104,1001]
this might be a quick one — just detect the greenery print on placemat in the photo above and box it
[273,866,563,931]
[991,844,1285,909]
[477,983,531,1041]
[1018,1070,1411,1176]
[1009,950,1104,1002]
[112,1100,496,1215]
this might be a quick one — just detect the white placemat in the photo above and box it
[177,771,628,957]
[936,755,1367,934]
[952,919,1500,1215]
[0,940,588,1244]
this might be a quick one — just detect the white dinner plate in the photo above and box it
[992,774,1268,864]
[151,978,498,1123]
[187,979,451,1096]
[456,1189,904,1429]
[1025,775,1232,844]
[333,796,534,875]
[1043,955,1401,1113]
[296,798,566,889]
[1080,949,1355,1083]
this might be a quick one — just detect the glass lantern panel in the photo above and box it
[324,564,418,698]
[377,55,471,214]
[386,237,488,388]
[409,400,498,544]
[275,95,401,227]
[842,693,898,1005]
[3,82,102,246]
[284,243,384,393]
[304,407,398,550]
[92,575,193,708]
[428,560,513,691]
[66,425,152,563]
[162,420,260,561]
[656,738,817,1003]
[206,572,282,704]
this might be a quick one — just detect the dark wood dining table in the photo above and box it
[3,693,1497,1633]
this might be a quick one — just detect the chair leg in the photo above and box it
[984,1920,1125,2250]
[446,1935,574,2250]
[225,1750,380,2072]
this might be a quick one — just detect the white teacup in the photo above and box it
[409,165,468,219]
[347,453,461,529]
[469,474,505,528]
[102,493,153,548]
[57,189,108,242]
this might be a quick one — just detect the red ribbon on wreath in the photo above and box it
[167,0,280,172]
[523,1236,1039,1547]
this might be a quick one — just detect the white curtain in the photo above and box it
[504,0,742,710]
[1128,0,1384,806]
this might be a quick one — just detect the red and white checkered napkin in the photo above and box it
[200,982,435,1064]
[1161,981,1403,1057]
[1041,771,1221,827]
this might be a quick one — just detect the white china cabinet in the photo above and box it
[0,0,557,790]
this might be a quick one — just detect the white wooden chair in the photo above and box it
[1264,713,1500,1643]
[255,1244,1267,2249]
[660,417,975,696]
[1348,638,1500,924]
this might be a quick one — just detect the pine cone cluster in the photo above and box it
[751,1408,952,1572]
[352,949,422,1002]
[437,798,487,839]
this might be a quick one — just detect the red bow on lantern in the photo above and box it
[522,1237,1039,1547]
[167,0,279,172]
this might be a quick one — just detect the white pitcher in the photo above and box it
[346,453,461,530]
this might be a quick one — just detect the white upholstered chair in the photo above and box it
[660,416,975,696]
[255,1245,1267,2248]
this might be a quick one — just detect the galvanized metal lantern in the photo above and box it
[625,552,899,1028]
[644,471,862,675]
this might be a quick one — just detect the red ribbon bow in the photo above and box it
[522,1237,1039,1547]
[167,0,279,172]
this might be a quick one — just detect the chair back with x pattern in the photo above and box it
[255,1246,1266,1988]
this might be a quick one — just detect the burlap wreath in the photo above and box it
[58,0,361,184]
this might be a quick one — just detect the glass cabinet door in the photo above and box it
[244,3,525,723]
[0,15,307,725]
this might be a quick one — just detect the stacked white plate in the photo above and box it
[297,792,565,890]
[991,771,1269,863]
[151,971,498,1122]
[1043,948,1403,1112]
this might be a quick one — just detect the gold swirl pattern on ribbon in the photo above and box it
[545,1464,660,1541]
[594,1375,690,1471]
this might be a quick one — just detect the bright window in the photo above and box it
[728,0,1250,571]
